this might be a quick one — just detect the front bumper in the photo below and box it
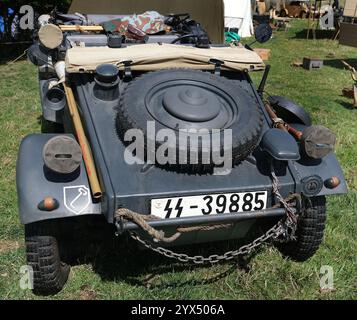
[116,206,295,246]
[119,207,289,233]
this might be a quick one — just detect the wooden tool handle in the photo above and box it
[265,103,304,139]
[265,103,288,132]
[288,126,303,140]
[59,25,104,32]
[64,82,102,199]
[265,102,278,119]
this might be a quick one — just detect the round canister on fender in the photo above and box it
[43,136,82,174]
[301,125,336,159]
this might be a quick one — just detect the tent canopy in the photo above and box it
[69,0,225,43]
[344,0,357,17]
[224,0,253,38]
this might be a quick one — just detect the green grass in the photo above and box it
[0,20,356,300]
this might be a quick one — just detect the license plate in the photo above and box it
[151,191,268,219]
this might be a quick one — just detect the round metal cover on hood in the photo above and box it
[162,87,221,122]
[95,64,119,84]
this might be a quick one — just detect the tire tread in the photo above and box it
[25,223,70,295]
[277,196,327,262]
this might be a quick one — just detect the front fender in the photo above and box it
[289,124,348,197]
[16,134,101,225]
[293,153,348,197]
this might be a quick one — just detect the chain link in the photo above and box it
[129,222,285,265]
[118,168,300,266]
[271,166,300,241]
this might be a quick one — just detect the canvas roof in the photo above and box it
[65,43,265,74]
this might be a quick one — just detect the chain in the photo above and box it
[129,222,285,265]
[117,168,300,266]
[271,165,300,241]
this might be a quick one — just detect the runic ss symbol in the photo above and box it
[164,199,183,218]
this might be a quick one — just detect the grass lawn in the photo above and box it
[0,20,356,300]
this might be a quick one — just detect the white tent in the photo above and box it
[224,0,253,38]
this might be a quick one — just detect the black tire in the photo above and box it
[117,69,263,173]
[25,221,70,295]
[277,196,327,262]
[41,118,64,134]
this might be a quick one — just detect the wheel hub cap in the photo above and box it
[163,86,220,122]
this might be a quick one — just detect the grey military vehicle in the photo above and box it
[18,0,347,295]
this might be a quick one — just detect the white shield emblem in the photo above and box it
[63,185,91,215]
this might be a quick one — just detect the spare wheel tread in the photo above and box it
[116,69,263,173]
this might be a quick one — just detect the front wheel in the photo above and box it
[25,221,70,295]
[276,196,327,262]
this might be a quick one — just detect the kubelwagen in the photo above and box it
[19,0,347,294]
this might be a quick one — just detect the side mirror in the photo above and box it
[255,24,273,44]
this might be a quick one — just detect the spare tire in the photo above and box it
[116,69,264,173]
